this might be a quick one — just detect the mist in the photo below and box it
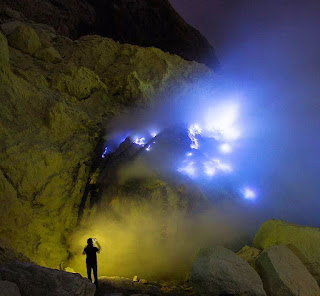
[68,0,320,280]
[170,0,320,226]
[68,199,257,280]
[217,0,320,226]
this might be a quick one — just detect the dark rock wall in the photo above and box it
[1,0,219,69]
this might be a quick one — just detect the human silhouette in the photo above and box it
[83,238,101,286]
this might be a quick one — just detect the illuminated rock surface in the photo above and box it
[0,5,213,269]
[253,219,320,284]
[0,261,96,296]
[256,245,320,296]
[190,246,267,296]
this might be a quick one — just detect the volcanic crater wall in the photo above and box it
[0,0,220,69]
[0,5,215,268]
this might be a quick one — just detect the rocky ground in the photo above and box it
[1,219,319,296]
[95,277,195,296]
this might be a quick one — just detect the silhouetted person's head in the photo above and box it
[87,238,93,246]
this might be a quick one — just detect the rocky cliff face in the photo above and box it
[0,5,214,269]
[0,0,219,69]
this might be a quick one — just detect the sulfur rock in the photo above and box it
[8,25,41,55]
[35,46,62,63]
[49,66,107,100]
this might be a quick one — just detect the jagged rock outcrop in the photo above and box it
[0,10,214,269]
[0,0,219,69]
[0,261,96,296]
[256,245,320,296]
[253,219,320,284]
[190,246,267,296]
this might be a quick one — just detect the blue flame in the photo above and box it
[178,161,196,177]
[134,137,146,146]
[219,143,232,154]
[242,187,257,200]
[188,123,202,149]
[107,98,259,202]
[150,132,158,138]
[101,147,108,158]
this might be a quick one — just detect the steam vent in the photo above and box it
[0,1,319,296]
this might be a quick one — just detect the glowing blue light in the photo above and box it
[150,132,158,138]
[101,147,108,159]
[178,161,196,177]
[242,187,257,200]
[203,159,232,177]
[146,145,151,152]
[134,137,146,146]
[204,161,216,176]
[188,123,202,149]
[220,143,232,154]
[204,102,241,141]
[215,160,232,173]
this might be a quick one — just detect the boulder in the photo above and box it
[0,261,96,296]
[34,46,62,63]
[256,245,320,296]
[237,245,261,269]
[253,219,320,284]
[7,25,41,55]
[190,246,266,296]
[0,31,9,66]
[0,280,21,296]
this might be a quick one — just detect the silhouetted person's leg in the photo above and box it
[93,264,98,285]
[86,264,92,282]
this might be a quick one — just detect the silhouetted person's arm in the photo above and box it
[83,247,86,255]
[95,240,101,253]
